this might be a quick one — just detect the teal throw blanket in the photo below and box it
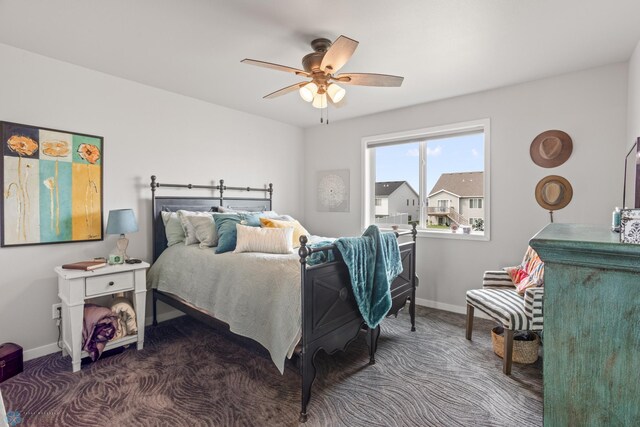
[311,225,402,329]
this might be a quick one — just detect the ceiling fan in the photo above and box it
[241,35,404,109]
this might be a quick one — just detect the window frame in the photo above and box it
[361,118,491,241]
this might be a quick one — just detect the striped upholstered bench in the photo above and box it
[465,270,544,375]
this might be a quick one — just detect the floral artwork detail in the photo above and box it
[1,121,103,246]
[5,135,38,241]
[620,209,640,244]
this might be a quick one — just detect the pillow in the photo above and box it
[213,212,263,253]
[188,215,218,248]
[177,210,213,246]
[161,211,185,246]
[504,246,544,295]
[233,224,294,254]
[260,217,310,248]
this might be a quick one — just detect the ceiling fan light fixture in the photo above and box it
[312,93,327,109]
[299,82,318,102]
[327,83,346,103]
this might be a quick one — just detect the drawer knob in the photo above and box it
[108,281,115,286]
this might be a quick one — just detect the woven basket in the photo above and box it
[491,326,540,364]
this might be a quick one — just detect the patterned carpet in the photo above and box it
[0,307,542,426]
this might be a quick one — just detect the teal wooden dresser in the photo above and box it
[530,224,640,426]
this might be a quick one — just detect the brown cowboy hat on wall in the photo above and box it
[535,175,573,211]
[530,130,573,168]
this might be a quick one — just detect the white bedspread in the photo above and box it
[147,242,326,374]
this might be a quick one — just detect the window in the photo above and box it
[363,119,490,239]
[375,198,382,206]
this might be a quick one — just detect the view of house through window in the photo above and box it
[367,120,488,237]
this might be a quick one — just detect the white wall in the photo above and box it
[627,40,640,208]
[0,43,304,358]
[628,40,640,149]
[304,63,628,312]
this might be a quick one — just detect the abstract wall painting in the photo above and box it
[1,121,103,247]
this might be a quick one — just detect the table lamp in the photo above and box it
[106,209,138,262]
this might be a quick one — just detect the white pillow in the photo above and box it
[177,210,214,246]
[233,224,294,254]
[161,211,186,246]
[192,215,218,248]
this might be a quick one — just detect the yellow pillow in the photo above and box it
[260,217,310,248]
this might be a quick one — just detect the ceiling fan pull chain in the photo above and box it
[326,106,330,125]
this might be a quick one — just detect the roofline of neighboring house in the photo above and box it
[458,195,484,199]
[427,189,460,198]
[375,181,419,198]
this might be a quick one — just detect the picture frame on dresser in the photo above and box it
[623,138,640,209]
[1,121,104,247]
[620,208,640,244]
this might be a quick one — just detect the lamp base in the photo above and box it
[114,233,129,261]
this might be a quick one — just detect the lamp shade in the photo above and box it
[327,83,346,103]
[299,82,318,102]
[106,209,139,235]
[312,93,327,109]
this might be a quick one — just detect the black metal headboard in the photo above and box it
[150,175,273,262]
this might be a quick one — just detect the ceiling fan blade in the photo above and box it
[241,59,309,77]
[263,82,308,99]
[333,73,404,87]
[320,35,359,73]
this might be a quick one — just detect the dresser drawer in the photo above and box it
[85,271,134,296]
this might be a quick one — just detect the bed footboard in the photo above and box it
[297,225,417,422]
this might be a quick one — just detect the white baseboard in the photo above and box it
[23,309,185,362]
[25,302,486,362]
[414,297,491,320]
[23,342,62,362]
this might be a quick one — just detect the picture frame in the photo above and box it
[316,169,350,212]
[622,138,640,209]
[620,208,640,244]
[1,121,103,247]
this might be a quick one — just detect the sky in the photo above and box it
[375,132,484,195]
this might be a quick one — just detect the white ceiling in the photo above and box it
[1,0,640,128]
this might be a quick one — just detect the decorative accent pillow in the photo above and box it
[213,212,263,253]
[260,217,310,248]
[187,215,218,248]
[504,246,544,295]
[177,210,213,246]
[161,211,185,246]
[233,224,294,254]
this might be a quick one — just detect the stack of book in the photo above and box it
[61,260,107,271]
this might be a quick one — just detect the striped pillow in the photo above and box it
[259,217,310,248]
[233,224,294,254]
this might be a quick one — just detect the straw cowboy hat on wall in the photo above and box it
[535,175,573,211]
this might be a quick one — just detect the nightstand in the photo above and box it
[54,261,150,372]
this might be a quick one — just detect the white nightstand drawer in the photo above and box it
[85,271,134,296]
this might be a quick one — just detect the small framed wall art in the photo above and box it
[620,208,640,244]
[316,169,350,212]
[1,121,103,247]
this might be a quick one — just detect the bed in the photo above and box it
[148,176,417,422]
